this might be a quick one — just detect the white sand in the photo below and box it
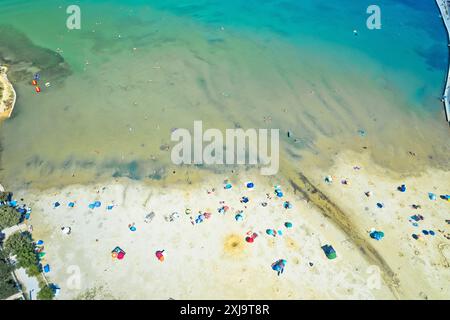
[308,150,450,299]
[20,173,395,300]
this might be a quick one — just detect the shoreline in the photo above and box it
[435,0,450,125]
[0,65,17,120]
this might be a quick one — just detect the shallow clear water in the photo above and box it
[0,0,449,189]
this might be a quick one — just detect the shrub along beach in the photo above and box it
[0,189,55,300]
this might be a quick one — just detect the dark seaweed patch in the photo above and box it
[0,25,71,82]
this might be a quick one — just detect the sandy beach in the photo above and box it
[20,173,394,300]
[307,150,450,299]
[0,65,16,119]
[9,150,446,300]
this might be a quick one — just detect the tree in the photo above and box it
[0,206,21,231]
[0,191,12,203]
[37,285,54,300]
[0,250,18,299]
[4,232,39,274]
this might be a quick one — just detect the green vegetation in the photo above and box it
[0,250,19,299]
[37,284,54,300]
[3,232,40,276]
[0,191,12,203]
[0,81,4,101]
[0,205,21,230]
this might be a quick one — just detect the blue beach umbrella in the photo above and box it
[283,201,292,209]
[285,222,293,228]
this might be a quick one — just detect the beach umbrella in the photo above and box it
[272,263,281,272]
[155,250,165,262]
[369,230,384,241]
[285,222,293,228]
[271,259,287,272]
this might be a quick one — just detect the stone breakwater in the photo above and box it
[435,0,450,124]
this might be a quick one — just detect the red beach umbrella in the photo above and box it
[245,236,254,243]
[155,250,165,262]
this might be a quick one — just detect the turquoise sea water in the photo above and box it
[0,0,449,189]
